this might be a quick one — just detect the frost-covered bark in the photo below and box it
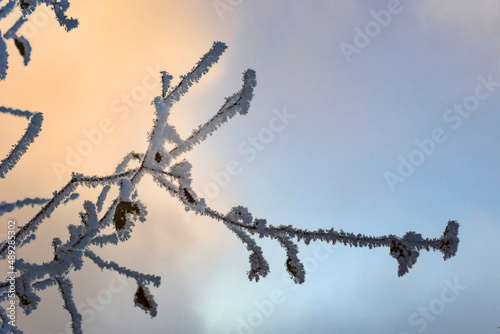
[0,0,78,80]
[0,42,460,333]
[0,193,78,216]
[0,107,43,178]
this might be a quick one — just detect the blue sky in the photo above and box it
[1,1,500,333]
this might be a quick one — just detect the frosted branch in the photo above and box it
[0,0,78,79]
[163,41,227,106]
[56,277,82,334]
[0,41,460,334]
[0,31,7,80]
[0,1,16,21]
[0,305,22,334]
[96,151,141,212]
[0,108,43,178]
[84,250,161,287]
[0,193,79,217]
[169,69,257,159]
[51,0,79,32]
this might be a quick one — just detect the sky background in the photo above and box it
[1,0,500,333]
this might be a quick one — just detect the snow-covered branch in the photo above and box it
[0,42,460,333]
[0,107,43,178]
[0,0,78,80]
[56,278,82,334]
[0,193,78,216]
